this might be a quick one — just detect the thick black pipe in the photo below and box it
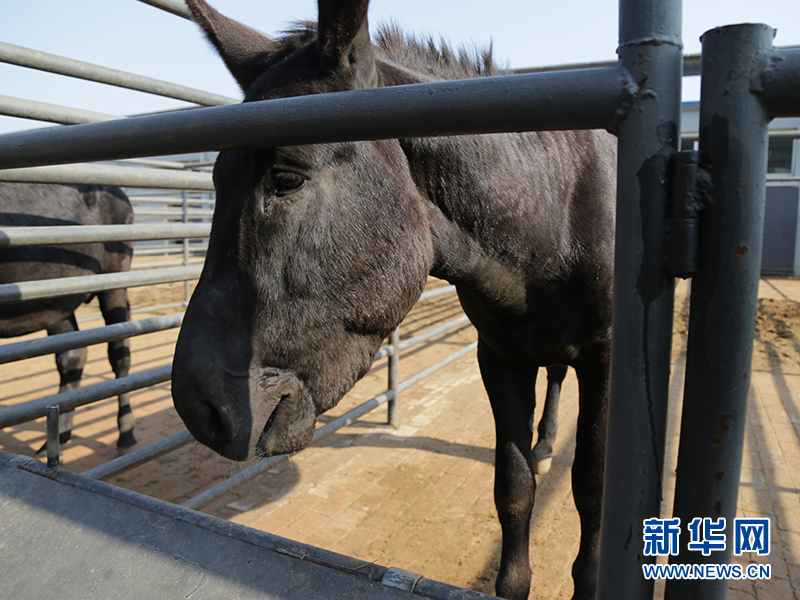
[762,47,800,119]
[0,66,633,170]
[598,0,683,598]
[666,24,775,600]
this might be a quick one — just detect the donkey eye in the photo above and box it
[273,171,306,195]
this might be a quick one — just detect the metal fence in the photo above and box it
[0,1,799,599]
[0,0,480,524]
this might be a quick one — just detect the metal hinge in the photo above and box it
[664,149,709,278]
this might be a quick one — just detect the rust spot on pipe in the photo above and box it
[711,438,723,446]
[715,471,724,484]
[734,245,749,257]
[714,501,722,516]
[720,414,734,432]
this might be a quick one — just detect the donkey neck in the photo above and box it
[398,131,588,316]
[373,52,614,317]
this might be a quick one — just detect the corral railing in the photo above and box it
[0,1,798,599]
[0,0,481,525]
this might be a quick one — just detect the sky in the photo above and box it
[1,0,799,136]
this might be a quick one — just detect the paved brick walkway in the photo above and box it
[1,277,799,599]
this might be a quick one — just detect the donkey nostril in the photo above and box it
[207,405,223,440]
[205,402,232,446]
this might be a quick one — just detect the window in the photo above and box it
[767,138,794,174]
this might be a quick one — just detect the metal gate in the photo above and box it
[0,1,799,599]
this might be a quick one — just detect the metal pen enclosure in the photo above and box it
[0,1,797,599]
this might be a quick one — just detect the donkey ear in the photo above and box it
[317,0,375,85]
[186,0,277,93]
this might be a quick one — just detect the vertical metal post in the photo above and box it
[599,0,683,598]
[182,189,191,305]
[387,329,400,427]
[666,24,774,600]
[45,404,61,468]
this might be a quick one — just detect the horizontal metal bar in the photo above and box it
[515,57,696,76]
[180,452,286,510]
[0,312,184,364]
[130,196,215,205]
[132,246,208,257]
[132,201,214,206]
[134,0,273,40]
[512,45,800,78]
[512,60,618,76]
[182,340,478,510]
[397,316,471,352]
[0,163,214,190]
[132,218,211,224]
[417,285,457,303]
[82,429,194,480]
[132,259,204,270]
[397,343,478,393]
[763,47,800,118]
[372,287,459,361]
[133,246,194,255]
[0,65,633,170]
[373,345,395,362]
[0,265,203,305]
[374,315,467,361]
[0,94,121,126]
[0,365,171,429]
[134,211,213,219]
[681,129,800,142]
[133,189,215,197]
[0,40,237,107]
[116,158,188,170]
[78,302,190,323]
[135,0,195,20]
[131,302,186,315]
[0,223,211,247]
[134,205,214,213]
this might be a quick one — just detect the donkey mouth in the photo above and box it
[252,373,316,458]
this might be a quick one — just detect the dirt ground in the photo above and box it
[1,271,799,599]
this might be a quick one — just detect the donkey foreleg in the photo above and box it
[478,339,538,600]
[569,344,610,600]
[532,363,568,475]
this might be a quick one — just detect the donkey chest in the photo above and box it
[456,284,608,367]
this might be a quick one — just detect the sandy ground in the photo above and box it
[1,271,799,599]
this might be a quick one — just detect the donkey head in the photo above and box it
[172,0,433,461]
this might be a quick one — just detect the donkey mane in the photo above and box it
[374,24,502,80]
[270,21,501,82]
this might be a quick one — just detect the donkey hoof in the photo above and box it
[116,433,138,456]
[117,430,137,451]
[533,456,552,475]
